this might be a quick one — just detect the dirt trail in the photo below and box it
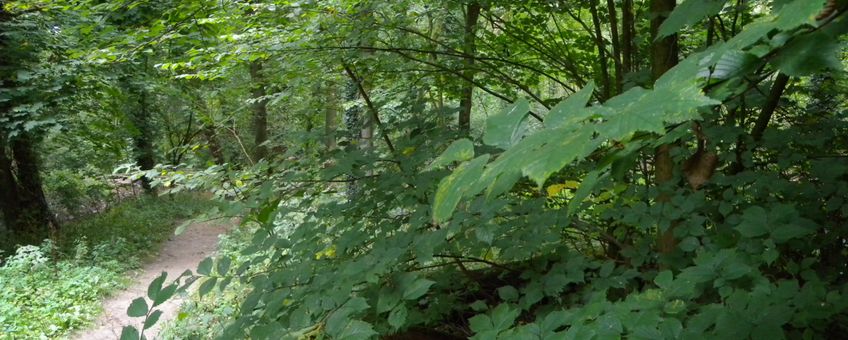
[73,220,230,340]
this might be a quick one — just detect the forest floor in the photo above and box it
[72,220,231,340]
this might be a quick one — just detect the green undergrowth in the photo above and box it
[0,193,216,339]
[158,225,256,339]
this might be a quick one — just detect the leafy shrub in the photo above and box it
[43,168,115,219]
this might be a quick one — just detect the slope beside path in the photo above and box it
[73,220,230,340]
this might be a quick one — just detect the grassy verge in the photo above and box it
[0,193,216,339]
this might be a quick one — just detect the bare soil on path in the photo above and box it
[73,220,230,340]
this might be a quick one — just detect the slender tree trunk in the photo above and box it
[606,0,623,94]
[131,87,156,194]
[590,0,612,99]
[650,0,679,255]
[750,73,790,142]
[323,80,339,150]
[201,125,226,164]
[249,61,269,161]
[622,0,635,74]
[458,2,481,133]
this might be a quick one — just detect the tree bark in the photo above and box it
[590,0,612,100]
[622,0,635,74]
[249,61,269,161]
[201,125,226,164]
[458,2,481,133]
[606,0,623,94]
[750,73,790,142]
[10,134,58,242]
[323,80,339,151]
[0,134,21,230]
[650,0,679,255]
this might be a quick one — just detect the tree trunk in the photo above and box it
[606,0,623,94]
[622,0,635,74]
[650,0,679,255]
[131,87,156,194]
[0,134,21,229]
[249,61,269,161]
[202,125,226,164]
[10,134,58,242]
[590,0,612,100]
[324,80,339,151]
[458,2,481,133]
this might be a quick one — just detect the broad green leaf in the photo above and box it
[143,310,163,330]
[545,82,595,129]
[521,129,598,187]
[773,30,842,76]
[127,297,148,317]
[198,277,218,297]
[153,284,177,307]
[600,85,718,141]
[217,257,232,275]
[197,257,213,275]
[147,272,166,302]
[736,206,769,237]
[490,303,520,331]
[120,326,140,340]
[377,287,400,313]
[335,320,378,340]
[772,0,822,30]
[698,51,758,80]
[401,277,436,300]
[388,305,408,330]
[433,155,490,223]
[469,314,493,333]
[655,270,673,289]
[431,139,475,168]
[658,0,729,37]
[483,99,530,149]
[498,285,519,302]
[771,224,811,243]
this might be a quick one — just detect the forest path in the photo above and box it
[73,220,230,340]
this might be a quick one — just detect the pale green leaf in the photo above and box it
[658,0,729,37]
[521,128,597,187]
[483,99,530,149]
[433,155,490,223]
[545,82,595,129]
[388,305,408,330]
[336,320,378,340]
[431,139,475,169]
[402,278,436,300]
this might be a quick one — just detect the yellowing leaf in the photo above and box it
[315,245,337,260]
[546,184,567,197]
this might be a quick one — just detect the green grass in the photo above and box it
[0,193,216,339]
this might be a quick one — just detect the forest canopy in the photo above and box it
[1,0,847,339]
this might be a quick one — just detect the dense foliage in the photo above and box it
[1,0,847,339]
